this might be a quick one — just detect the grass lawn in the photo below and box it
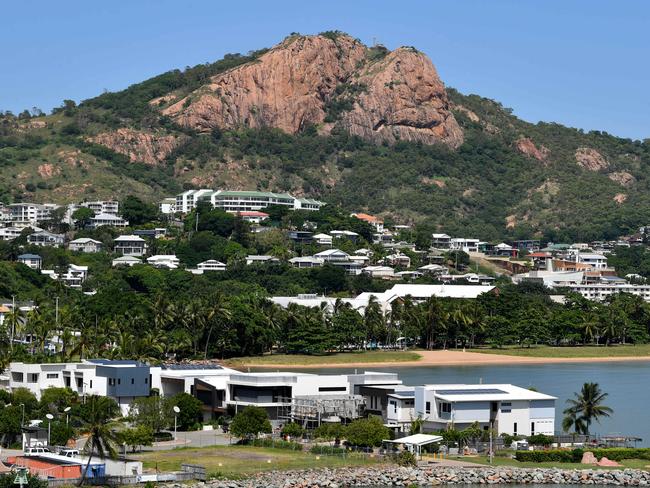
[225,350,421,367]
[448,455,650,470]
[468,344,650,358]
[135,445,382,478]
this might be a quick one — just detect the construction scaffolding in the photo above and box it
[278,395,366,427]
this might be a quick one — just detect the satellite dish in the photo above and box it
[173,406,180,413]
[45,414,54,420]
[63,407,71,412]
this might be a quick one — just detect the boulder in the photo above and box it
[581,451,598,464]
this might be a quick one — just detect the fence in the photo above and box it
[46,465,205,487]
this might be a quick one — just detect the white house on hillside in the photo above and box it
[69,238,103,253]
[147,255,179,269]
[114,235,147,256]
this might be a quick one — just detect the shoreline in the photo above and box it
[229,350,650,369]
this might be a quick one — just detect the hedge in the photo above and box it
[515,448,650,463]
[249,438,303,451]
[309,445,346,456]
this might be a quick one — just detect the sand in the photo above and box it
[246,350,650,369]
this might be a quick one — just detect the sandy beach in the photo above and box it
[243,350,650,369]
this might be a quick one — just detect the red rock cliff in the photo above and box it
[163,34,462,148]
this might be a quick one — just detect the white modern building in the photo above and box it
[112,255,142,267]
[313,233,333,246]
[362,265,395,279]
[289,256,324,269]
[414,384,556,436]
[431,234,452,250]
[575,252,608,270]
[567,283,650,302]
[68,238,103,253]
[450,238,480,253]
[147,255,180,269]
[187,259,227,274]
[8,360,150,415]
[3,203,59,225]
[173,189,324,214]
[114,235,147,256]
[41,264,88,288]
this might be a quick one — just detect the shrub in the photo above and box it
[395,450,417,467]
[515,448,650,463]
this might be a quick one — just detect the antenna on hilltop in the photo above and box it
[372,37,378,47]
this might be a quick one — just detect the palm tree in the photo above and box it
[77,395,119,485]
[563,382,613,435]
[203,292,231,359]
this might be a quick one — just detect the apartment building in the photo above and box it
[450,238,480,253]
[8,360,150,414]
[27,230,64,247]
[172,189,325,214]
[89,213,129,229]
[3,203,59,225]
[414,384,556,436]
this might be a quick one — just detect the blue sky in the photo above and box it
[1,0,648,139]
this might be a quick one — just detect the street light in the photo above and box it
[64,406,71,427]
[45,414,54,446]
[173,406,180,441]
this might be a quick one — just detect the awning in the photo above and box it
[383,433,443,447]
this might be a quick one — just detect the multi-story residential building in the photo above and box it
[567,283,650,302]
[27,230,64,247]
[313,249,350,262]
[173,189,325,214]
[17,253,42,269]
[114,235,147,256]
[313,233,333,246]
[288,256,324,268]
[41,264,88,288]
[133,228,167,239]
[574,252,608,270]
[245,255,280,265]
[68,238,103,253]
[89,213,129,229]
[84,200,119,215]
[0,225,40,241]
[237,211,269,224]
[174,189,215,214]
[362,266,395,279]
[431,233,452,250]
[196,260,227,272]
[8,360,150,415]
[3,203,59,225]
[159,197,176,215]
[414,384,556,436]
[450,238,480,253]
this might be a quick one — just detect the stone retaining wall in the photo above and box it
[171,465,650,487]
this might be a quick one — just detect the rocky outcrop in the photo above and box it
[37,163,61,179]
[608,171,636,187]
[575,147,609,171]
[613,193,628,204]
[163,34,462,148]
[516,137,550,162]
[89,128,186,166]
[340,48,463,147]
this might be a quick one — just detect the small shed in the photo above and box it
[383,433,443,459]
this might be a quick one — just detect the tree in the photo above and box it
[76,395,119,485]
[120,196,158,225]
[345,416,390,448]
[39,387,78,414]
[116,425,154,452]
[281,422,304,438]
[11,388,38,416]
[314,423,346,445]
[0,405,22,446]
[129,396,172,433]
[170,393,203,430]
[563,382,613,435]
[72,208,95,230]
[230,406,272,439]
[0,473,47,488]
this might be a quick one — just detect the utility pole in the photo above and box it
[195,211,199,232]
[55,296,59,329]
[489,420,494,464]
[10,295,15,351]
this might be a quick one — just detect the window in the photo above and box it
[46,373,58,379]
[531,422,535,435]
[118,379,121,385]
[425,401,431,414]
[109,378,116,386]
[439,402,451,414]
[501,402,512,413]
[390,400,397,414]
[318,386,346,392]
[12,372,24,382]
[145,377,148,384]
[89,380,93,388]
[131,378,135,385]
[28,373,39,383]
[513,422,517,435]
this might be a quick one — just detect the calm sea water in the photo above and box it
[282,361,650,445]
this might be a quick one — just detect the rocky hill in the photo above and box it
[1,31,650,241]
